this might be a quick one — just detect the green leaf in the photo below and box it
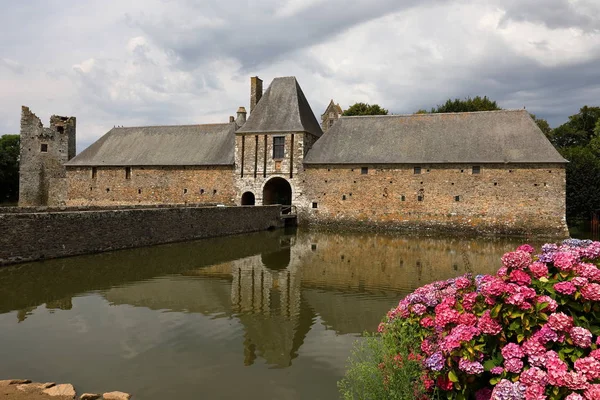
[448,371,459,383]
[483,360,497,371]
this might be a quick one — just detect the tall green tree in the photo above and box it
[529,113,552,138]
[429,96,501,113]
[343,102,388,116]
[559,146,600,220]
[548,106,600,148]
[0,134,20,203]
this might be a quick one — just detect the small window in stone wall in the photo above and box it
[125,167,131,179]
[200,189,205,194]
[40,143,48,153]
[401,195,406,202]
[312,202,318,209]
[472,166,481,174]
[418,195,423,201]
[138,189,142,194]
[184,188,188,194]
[361,167,368,175]
[213,189,217,195]
[92,167,97,179]
[414,166,421,174]
[342,195,346,200]
[273,136,285,159]
[455,195,460,202]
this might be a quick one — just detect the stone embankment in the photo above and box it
[0,380,131,400]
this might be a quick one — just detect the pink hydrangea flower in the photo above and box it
[501,250,532,270]
[584,384,600,400]
[565,393,584,400]
[517,244,535,254]
[503,357,523,373]
[477,310,502,335]
[547,312,573,332]
[520,366,547,386]
[529,262,549,279]
[563,371,589,391]
[572,277,589,287]
[458,313,478,326]
[420,316,434,328]
[553,251,578,271]
[536,295,558,312]
[509,270,532,286]
[581,283,600,301]
[524,384,546,400]
[575,357,600,380]
[490,366,504,375]
[570,327,593,348]
[454,276,471,289]
[501,343,524,359]
[462,292,478,311]
[554,281,577,295]
[458,358,484,375]
[576,263,600,282]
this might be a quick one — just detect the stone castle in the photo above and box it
[18,76,568,235]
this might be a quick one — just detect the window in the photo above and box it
[125,167,131,179]
[92,167,97,179]
[342,195,346,200]
[414,166,421,174]
[329,120,334,128]
[417,195,424,201]
[56,126,64,134]
[401,195,406,202]
[40,143,48,152]
[455,195,460,202]
[312,202,318,209]
[472,166,481,174]
[361,167,368,175]
[200,188,205,194]
[273,136,285,159]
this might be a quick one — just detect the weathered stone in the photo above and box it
[102,391,131,400]
[0,206,284,265]
[43,383,76,398]
[80,393,101,400]
[19,106,76,207]
[43,382,57,389]
[0,379,31,386]
[17,382,49,392]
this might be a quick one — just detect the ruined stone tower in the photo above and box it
[19,106,76,206]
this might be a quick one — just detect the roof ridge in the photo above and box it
[340,109,527,119]
[112,122,234,130]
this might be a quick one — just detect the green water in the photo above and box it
[0,228,546,399]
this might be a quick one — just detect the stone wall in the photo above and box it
[19,106,76,207]
[233,132,316,206]
[0,205,284,265]
[66,165,235,206]
[300,163,568,236]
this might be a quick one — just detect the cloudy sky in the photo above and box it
[1,0,599,151]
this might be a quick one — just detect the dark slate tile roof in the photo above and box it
[304,110,567,164]
[66,123,235,166]
[237,77,323,137]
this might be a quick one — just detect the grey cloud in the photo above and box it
[128,0,449,71]
[0,58,25,74]
[499,0,600,32]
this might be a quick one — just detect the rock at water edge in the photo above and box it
[103,391,132,400]
[43,383,76,398]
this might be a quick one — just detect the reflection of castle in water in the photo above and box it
[3,228,536,368]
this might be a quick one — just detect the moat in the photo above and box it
[0,228,548,399]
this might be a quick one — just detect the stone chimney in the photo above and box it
[229,116,235,123]
[236,107,247,126]
[250,76,263,114]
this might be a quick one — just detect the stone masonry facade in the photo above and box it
[67,165,235,206]
[19,106,76,207]
[301,163,566,235]
[234,131,316,206]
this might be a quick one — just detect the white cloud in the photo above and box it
[0,0,599,151]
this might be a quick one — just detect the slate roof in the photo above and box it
[237,77,323,137]
[304,110,567,164]
[66,123,235,166]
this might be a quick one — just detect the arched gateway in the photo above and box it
[262,177,292,206]
[241,191,255,205]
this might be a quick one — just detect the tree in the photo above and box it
[343,102,388,116]
[559,146,600,220]
[429,96,501,113]
[529,113,552,138]
[549,106,600,148]
[0,134,20,203]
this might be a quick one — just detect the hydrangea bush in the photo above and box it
[375,239,600,400]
